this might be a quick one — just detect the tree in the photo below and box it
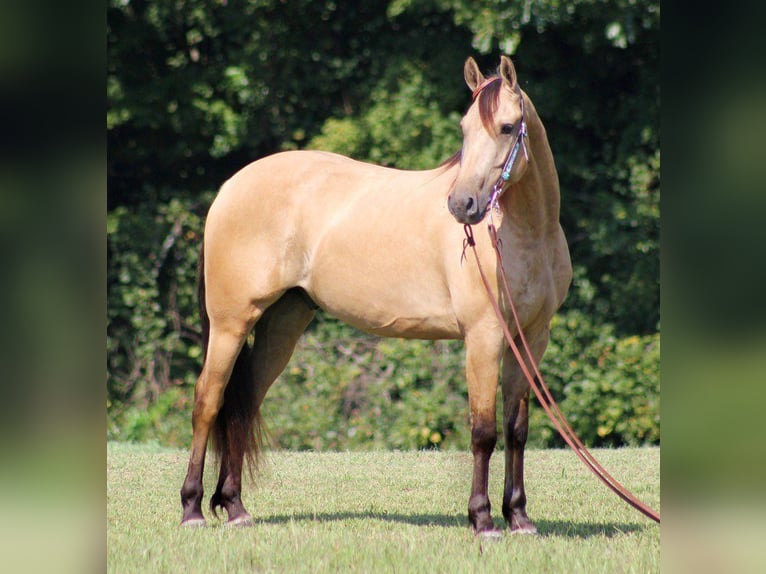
[107,0,660,448]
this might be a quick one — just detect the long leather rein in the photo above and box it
[462,223,660,523]
[463,78,658,523]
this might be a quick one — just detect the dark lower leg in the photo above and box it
[468,419,498,533]
[211,454,252,524]
[502,393,536,533]
[180,358,234,525]
[180,442,207,524]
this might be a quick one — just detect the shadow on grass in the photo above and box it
[254,512,647,538]
[257,511,465,528]
[534,519,647,538]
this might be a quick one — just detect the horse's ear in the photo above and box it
[499,55,517,89]
[464,57,484,92]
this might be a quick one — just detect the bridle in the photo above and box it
[463,79,660,524]
[471,78,529,215]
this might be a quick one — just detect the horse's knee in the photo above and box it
[513,418,528,446]
[471,418,497,453]
[503,391,530,445]
[513,394,530,444]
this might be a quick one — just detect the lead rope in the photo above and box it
[463,223,660,524]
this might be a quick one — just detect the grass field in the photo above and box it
[107,443,659,573]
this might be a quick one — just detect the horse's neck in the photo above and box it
[502,102,561,234]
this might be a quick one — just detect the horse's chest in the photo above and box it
[502,247,560,324]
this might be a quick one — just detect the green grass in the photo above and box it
[107,443,659,573]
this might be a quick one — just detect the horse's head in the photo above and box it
[448,56,529,225]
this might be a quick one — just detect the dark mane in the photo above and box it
[439,76,503,170]
[440,150,461,169]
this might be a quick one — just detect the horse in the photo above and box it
[180,55,572,536]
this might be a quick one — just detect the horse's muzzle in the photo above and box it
[448,193,488,225]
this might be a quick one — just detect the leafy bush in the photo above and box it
[107,303,659,450]
[108,385,192,447]
[107,195,208,434]
[262,315,469,451]
[529,311,660,448]
[308,61,462,169]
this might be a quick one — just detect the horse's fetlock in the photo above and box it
[502,489,526,518]
[468,495,491,518]
[180,481,203,505]
[468,496,494,532]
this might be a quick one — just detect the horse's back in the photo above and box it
[209,150,450,240]
[227,150,416,196]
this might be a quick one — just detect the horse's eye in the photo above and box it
[500,124,514,135]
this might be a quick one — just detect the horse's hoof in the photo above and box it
[180,517,207,528]
[226,514,254,527]
[477,529,504,542]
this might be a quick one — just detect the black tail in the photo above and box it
[197,244,263,484]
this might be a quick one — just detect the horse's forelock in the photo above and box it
[475,77,502,133]
[440,76,506,169]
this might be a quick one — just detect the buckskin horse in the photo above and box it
[180,56,572,536]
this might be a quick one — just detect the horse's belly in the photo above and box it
[308,286,461,340]
[303,262,460,340]
[342,309,460,340]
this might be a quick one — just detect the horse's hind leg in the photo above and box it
[208,342,257,526]
[180,322,252,526]
[250,289,317,408]
[210,289,316,523]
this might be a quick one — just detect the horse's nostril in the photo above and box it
[465,196,475,214]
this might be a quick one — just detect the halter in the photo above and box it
[472,78,529,215]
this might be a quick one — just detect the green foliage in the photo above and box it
[108,386,192,447]
[107,307,660,451]
[530,311,660,448]
[506,3,660,335]
[107,0,660,449]
[309,62,462,169]
[263,315,469,451]
[107,194,209,421]
[107,0,469,204]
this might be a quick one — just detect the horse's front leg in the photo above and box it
[500,331,549,534]
[464,331,504,535]
[501,387,536,533]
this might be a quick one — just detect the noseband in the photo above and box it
[472,78,529,214]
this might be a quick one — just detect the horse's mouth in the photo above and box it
[458,209,489,226]
[448,195,491,226]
